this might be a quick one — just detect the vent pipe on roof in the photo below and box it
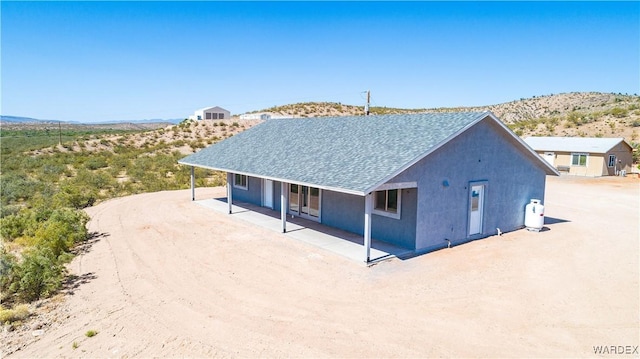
[364,90,370,116]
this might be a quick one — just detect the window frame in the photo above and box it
[608,154,616,167]
[571,153,588,167]
[372,189,401,219]
[233,174,248,190]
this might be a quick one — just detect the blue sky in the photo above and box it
[1,1,639,123]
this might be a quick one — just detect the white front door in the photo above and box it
[543,152,555,166]
[263,179,273,208]
[469,184,485,236]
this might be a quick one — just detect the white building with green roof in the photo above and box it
[179,112,557,263]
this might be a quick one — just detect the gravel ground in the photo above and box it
[3,175,638,358]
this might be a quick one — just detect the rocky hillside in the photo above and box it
[248,92,640,141]
[18,92,640,158]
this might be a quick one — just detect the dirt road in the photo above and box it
[4,176,639,357]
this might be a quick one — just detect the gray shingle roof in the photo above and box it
[524,136,628,154]
[179,112,491,195]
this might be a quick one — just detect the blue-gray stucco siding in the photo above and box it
[228,117,547,254]
[390,117,546,252]
[322,189,417,249]
[231,176,417,249]
[231,176,262,204]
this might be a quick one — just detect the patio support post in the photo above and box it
[281,182,287,233]
[226,172,233,214]
[364,192,372,263]
[190,166,195,201]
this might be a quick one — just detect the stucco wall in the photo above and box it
[391,118,547,252]
[606,142,634,175]
[322,189,417,249]
[537,142,633,176]
[545,152,608,176]
[231,175,262,204]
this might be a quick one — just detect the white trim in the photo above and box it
[468,182,486,237]
[608,154,616,168]
[364,193,372,263]
[570,153,589,167]
[262,178,274,209]
[233,173,248,190]
[372,189,401,220]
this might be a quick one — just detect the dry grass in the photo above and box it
[0,304,30,324]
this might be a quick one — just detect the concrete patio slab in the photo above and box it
[194,197,413,263]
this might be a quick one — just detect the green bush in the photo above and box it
[53,184,97,209]
[85,157,108,170]
[14,247,64,302]
[609,107,628,118]
[0,213,33,241]
[0,173,43,205]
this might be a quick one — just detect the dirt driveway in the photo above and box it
[4,176,639,357]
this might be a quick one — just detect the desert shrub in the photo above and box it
[0,304,30,324]
[14,247,64,302]
[0,173,43,205]
[0,250,20,301]
[85,157,108,170]
[0,213,34,241]
[632,120,640,127]
[0,204,22,218]
[609,107,628,118]
[32,208,89,259]
[53,184,97,209]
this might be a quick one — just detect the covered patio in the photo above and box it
[193,195,413,264]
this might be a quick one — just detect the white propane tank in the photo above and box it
[525,199,545,231]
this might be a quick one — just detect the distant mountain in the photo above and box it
[248,92,640,140]
[0,115,182,126]
[0,115,59,124]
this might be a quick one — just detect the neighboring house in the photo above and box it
[188,106,230,121]
[179,112,558,262]
[239,113,295,120]
[524,137,633,176]
[239,113,271,121]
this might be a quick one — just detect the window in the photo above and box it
[571,153,587,166]
[219,113,225,119]
[608,155,616,167]
[373,189,401,219]
[233,174,248,189]
[212,113,219,120]
[205,112,212,120]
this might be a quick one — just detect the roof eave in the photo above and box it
[177,160,366,196]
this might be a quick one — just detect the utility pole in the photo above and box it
[364,90,370,116]
[58,121,62,146]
